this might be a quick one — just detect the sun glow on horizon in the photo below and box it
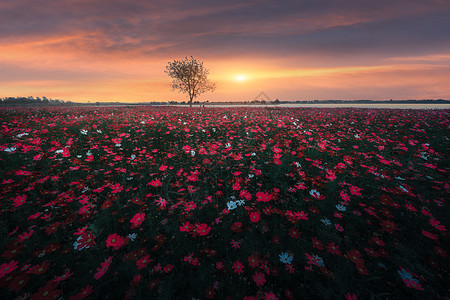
[234,75,248,82]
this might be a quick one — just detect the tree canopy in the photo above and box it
[165,56,216,106]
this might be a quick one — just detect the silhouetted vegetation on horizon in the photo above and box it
[1,96,449,107]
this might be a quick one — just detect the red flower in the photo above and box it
[434,246,447,257]
[0,260,18,278]
[130,212,145,228]
[12,194,27,207]
[380,220,399,233]
[136,254,152,270]
[32,280,62,300]
[253,271,266,287]
[8,272,30,292]
[430,218,446,231]
[94,256,112,280]
[28,261,50,275]
[288,227,301,239]
[422,230,437,240]
[345,293,357,300]
[349,185,362,196]
[74,231,96,250]
[196,223,211,236]
[148,179,162,187]
[284,289,294,300]
[205,286,216,299]
[231,222,243,233]
[110,183,123,194]
[346,249,362,263]
[249,211,260,223]
[248,253,260,268]
[256,191,272,202]
[180,222,192,232]
[232,260,244,275]
[326,242,342,256]
[371,236,385,247]
[264,292,279,300]
[311,237,324,250]
[163,264,174,273]
[106,233,124,250]
[70,285,93,300]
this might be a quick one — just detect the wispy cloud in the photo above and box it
[1,0,449,101]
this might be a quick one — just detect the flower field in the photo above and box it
[0,106,448,300]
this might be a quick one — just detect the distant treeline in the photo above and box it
[0,96,71,106]
[1,96,449,107]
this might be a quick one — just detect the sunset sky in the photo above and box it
[1,0,450,102]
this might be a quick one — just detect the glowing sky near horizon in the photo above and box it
[1,0,450,102]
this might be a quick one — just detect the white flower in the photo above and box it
[335,204,346,212]
[115,143,121,147]
[127,233,137,241]
[279,252,293,264]
[77,155,82,158]
[225,143,231,148]
[248,174,254,178]
[313,255,325,267]
[236,200,245,206]
[399,185,409,193]
[86,150,92,156]
[190,150,196,156]
[55,149,64,154]
[73,236,90,250]
[321,218,331,226]
[4,147,17,152]
[80,129,88,135]
[81,187,89,194]
[130,154,136,160]
[227,201,237,210]
[16,133,29,138]
[397,268,414,280]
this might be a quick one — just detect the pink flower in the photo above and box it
[106,233,124,250]
[0,260,19,278]
[249,211,260,223]
[148,179,162,187]
[430,218,446,231]
[253,271,266,287]
[232,261,244,275]
[12,195,27,207]
[196,223,211,236]
[110,183,123,194]
[349,185,362,196]
[130,212,145,228]
[422,230,437,240]
[345,293,357,300]
[180,222,192,232]
[256,191,272,202]
[136,255,152,269]
[94,257,112,280]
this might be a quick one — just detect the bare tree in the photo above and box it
[165,56,216,107]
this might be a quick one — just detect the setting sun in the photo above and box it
[234,75,248,82]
